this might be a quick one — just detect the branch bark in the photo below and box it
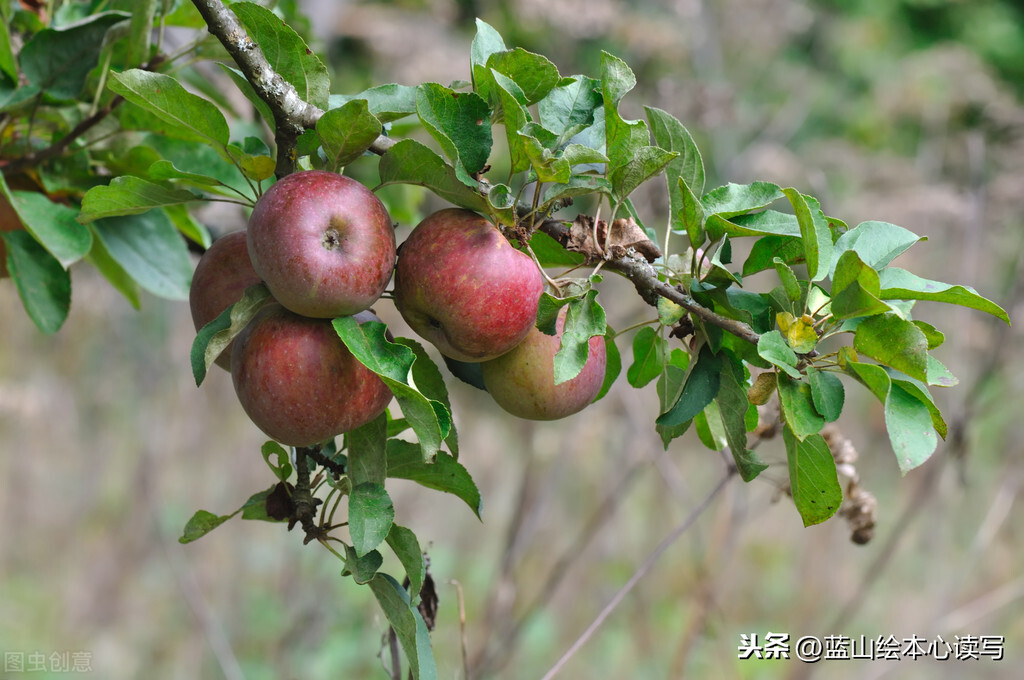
[192,0,761,346]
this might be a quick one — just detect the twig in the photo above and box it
[539,470,736,680]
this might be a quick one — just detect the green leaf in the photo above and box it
[528,230,584,268]
[0,18,16,81]
[877,267,1010,324]
[260,441,293,482]
[718,355,768,481]
[853,313,929,382]
[331,84,418,123]
[601,52,651,184]
[843,361,939,474]
[596,331,622,402]
[396,338,459,457]
[626,326,666,388]
[471,19,507,82]
[127,0,157,66]
[774,257,802,303]
[701,182,783,219]
[782,427,843,527]
[609,144,678,202]
[333,317,449,462]
[655,349,691,447]
[239,487,285,522]
[8,190,91,267]
[646,106,705,233]
[231,1,329,110]
[491,71,532,174]
[554,289,607,385]
[316,99,383,171]
[830,250,892,320]
[656,345,722,428]
[86,227,141,309]
[756,330,801,378]
[386,524,425,598]
[346,412,388,487]
[782,188,832,282]
[343,546,383,585]
[416,83,492,186]
[777,374,825,440]
[190,283,270,385]
[829,220,923,276]
[892,377,948,436]
[484,48,561,106]
[178,509,234,544]
[218,64,276,132]
[109,70,231,154]
[349,482,394,557]
[91,210,192,301]
[806,367,844,422]
[913,320,945,350]
[4,230,71,334]
[79,176,198,222]
[20,12,128,100]
[386,439,482,519]
[369,573,438,680]
[378,139,490,215]
[538,75,601,146]
[742,235,803,276]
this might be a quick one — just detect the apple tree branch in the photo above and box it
[190,0,761,347]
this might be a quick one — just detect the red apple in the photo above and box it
[480,308,607,420]
[230,304,393,447]
[189,230,263,369]
[247,170,396,318]
[393,208,543,362]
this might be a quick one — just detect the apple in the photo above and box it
[189,230,263,369]
[393,208,543,362]
[0,191,26,279]
[230,304,393,447]
[480,308,607,420]
[247,170,396,318]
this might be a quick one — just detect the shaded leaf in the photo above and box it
[656,344,722,428]
[378,139,490,215]
[416,83,492,186]
[20,12,128,101]
[369,573,437,680]
[349,482,394,557]
[782,427,843,527]
[317,99,383,170]
[626,326,666,388]
[3,230,71,334]
[386,439,482,519]
[190,283,273,386]
[386,524,425,598]
[807,367,844,422]
[777,374,825,440]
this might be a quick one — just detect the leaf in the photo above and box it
[3,230,71,334]
[378,139,490,215]
[0,18,16,81]
[231,1,329,110]
[742,235,803,276]
[601,52,651,184]
[484,48,561,106]
[830,250,892,321]
[386,524,425,598]
[333,317,450,462]
[538,75,601,145]
[646,106,705,234]
[528,230,584,268]
[596,332,622,402]
[316,100,383,170]
[877,267,1010,324]
[626,326,666,388]
[416,83,492,186]
[782,427,843,527]
[853,313,929,382]
[655,349,691,447]
[806,367,844,422]
[782,188,832,282]
[756,330,801,378]
[86,227,141,309]
[369,573,438,680]
[386,439,482,519]
[109,70,231,155]
[829,220,923,276]
[717,355,768,481]
[178,510,234,544]
[89,210,192,301]
[554,289,607,385]
[19,12,128,101]
[491,71,532,174]
[396,338,459,457]
[218,64,276,132]
[609,144,678,202]
[9,190,91,267]
[190,282,273,386]
[701,182,784,219]
[471,19,507,81]
[331,84,418,123]
[656,344,723,428]
[843,361,939,474]
[127,0,157,66]
[79,176,198,222]
[777,374,825,440]
[349,482,394,557]
[343,546,384,585]
[260,441,293,482]
[346,412,388,487]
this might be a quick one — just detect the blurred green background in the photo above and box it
[1,0,1022,678]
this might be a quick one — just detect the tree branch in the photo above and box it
[192,0,761,346]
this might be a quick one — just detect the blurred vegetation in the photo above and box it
[1,0,1022,678]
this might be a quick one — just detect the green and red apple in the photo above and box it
[230,304,393,447]
[247,170,396,319]
[393,208,543,362]
[480,308,607,420]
